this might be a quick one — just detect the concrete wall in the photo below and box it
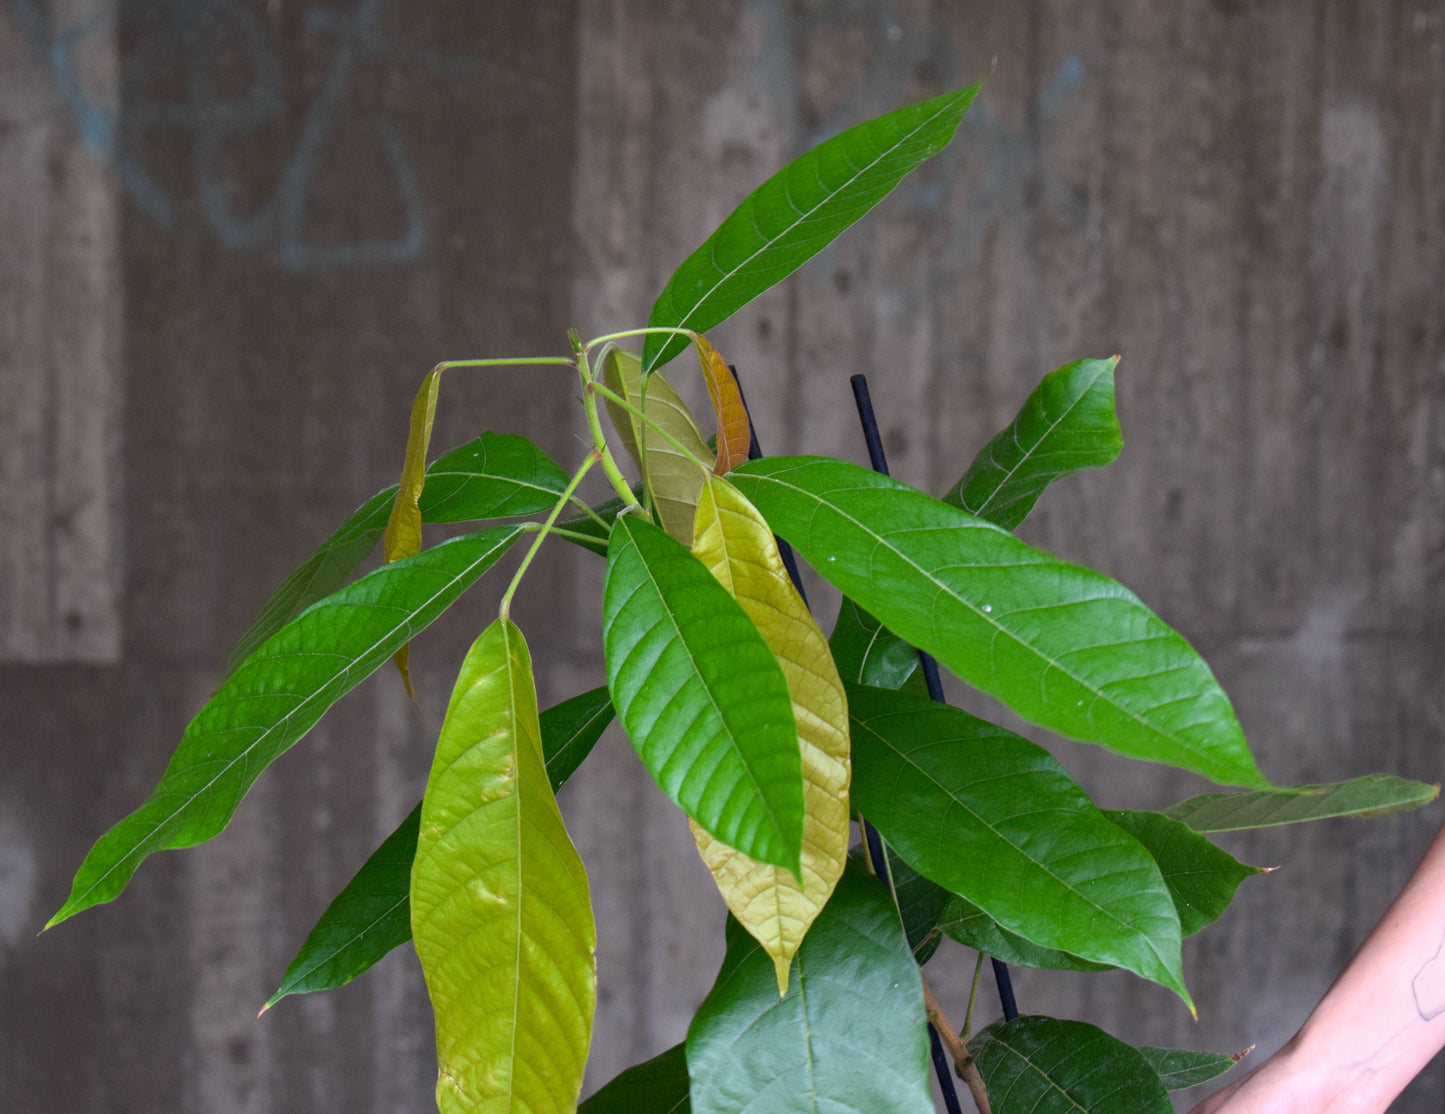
[2,1,1442,1110]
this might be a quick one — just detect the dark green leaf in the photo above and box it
[1137,1045,1246,1091]
[732,457,1267,788]
[228,433,568,669]
[579,1044,691,1114]
[946,357,1123,530]
[847,684,1188,1003]
[1163,775,1439,831]
[261,686,613,1007]
[686,864,933,1114]
[967,1016,1173,1114]
[47,526,523,927]
[829,598,921,691]
[1105,809,1261,935]
[643,86,978,372]
[886,850,953,964]
[603,512,804,873]
[936,894,1107,973]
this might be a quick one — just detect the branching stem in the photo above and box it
[925,978,991,1114]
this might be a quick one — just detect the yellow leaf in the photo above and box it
[690,474,850,993]
[600,345,714,544]
[694,336,752,475]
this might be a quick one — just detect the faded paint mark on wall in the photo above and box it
[7,0,481,271]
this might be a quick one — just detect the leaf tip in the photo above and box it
[1232,1044,1256,1064]
[773,955,792,997]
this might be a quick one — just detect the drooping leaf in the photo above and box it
[946,357,1124,530]
[847,684,1189,1005]
[967,1016,1173,1114]
[262,686,613,1009]
[1163,774,1439,832]
[579,1044,691,1114]
[384,366,444,564]
[263,804,421,1013]
[829,598,922,692]
[411,618,596,1114]
[47,526,523,928]
[694,338,751,475]
[1104,809,1261,935]
[603,511,804,873]
[1137,1045,1247,1091]
[602,346,715,542]
[686,864,934,1114]
[644,85,979,371]
[688,475,849,992]
[731,457,1268,788]
[228,432,568,671]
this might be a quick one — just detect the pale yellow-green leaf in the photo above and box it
[410,617,596,1114]
[689,474,850,993]
[383,366,443,698]
[600,345,714,543]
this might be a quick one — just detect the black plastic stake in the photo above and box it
[849,373,1020,1029]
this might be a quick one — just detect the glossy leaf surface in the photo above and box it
[603,512,803,872]
[1163,774,1439,831]
[686,864,933,1114]
[829,598,922,691]
[603,346,714,542]
[263,686,613,1008]
[731,457,1267,788]
[847,684,1189,1003]
[644,85,977,371]
[1138,1046,1245,1091]
[688,475,849,992]
[946,357,1123,529]
[411,618,595,1114]
[48,526,522,927]
[968,1016,1172,1114]
[1105,809,1261,935]
[228,432,567,670]
[695,337,750,475]
[579,1044,690,1114]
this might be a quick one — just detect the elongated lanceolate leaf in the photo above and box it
[688,475,849,992]
[47,526,522,928]
[1138,1046,1246,1091]
[604,512,803,872]
[262,686,613,1009]
[967,1016,1173,1114]
[847,684,1189,1004]
[579,1044,691,1114]
[1163,774,1439,832]
[732,457,1268,788]
[644,85,978,372]
[602,346,715,542]
[946,357,1123,529]
[694,338,750,475]
[411,618,595,1114]
[227,434,571,671]
[686,864,933,1114]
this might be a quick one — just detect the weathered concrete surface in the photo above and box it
[3,1,1442,1111]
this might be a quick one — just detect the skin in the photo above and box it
[1189,822,1445,1114]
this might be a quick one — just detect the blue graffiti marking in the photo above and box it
[9,0,481,271]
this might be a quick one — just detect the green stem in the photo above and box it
[582,326,698,353]
[592,381,713,475]
[575,348,642,508]
[567,497,610,530]
[961,951,985,1042]
[548,525,607,549]
[499,453,600,618]
[433,356,577,372]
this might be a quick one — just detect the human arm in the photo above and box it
[1189,820,1445,1114]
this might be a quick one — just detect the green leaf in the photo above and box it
[731,457,1268,788]
[937,893,1107,973]
[1137,1045,1246,1091]
[686,864,933,1114]
[883,850,953,964]
[559,491,637,556]
[847,684,1189,1004]
[643,86,979,372]
[260,686,613,1011]
[579,1044,691,1114]
[603,512,804,873]
[946,357,1123,530]
[967,1016,1173,1114]
[829,598,922,691]
[47,526,523,928]
[411,618,596,1114]
[228,433,568,669]
[1104,809,1261,935]
[1163,775,1439,831]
